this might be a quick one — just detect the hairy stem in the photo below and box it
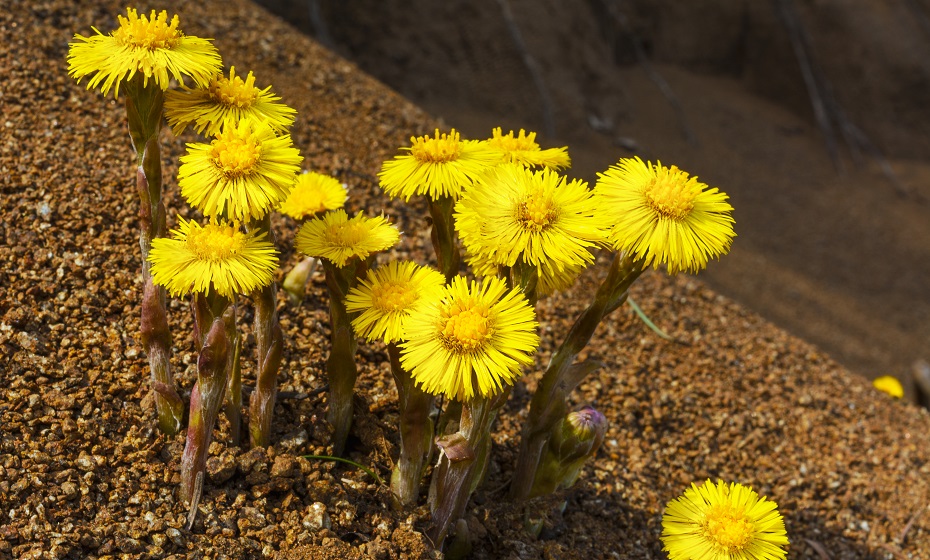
[428,195,460,282]
[322,259,361,455]
[388,343,435,507]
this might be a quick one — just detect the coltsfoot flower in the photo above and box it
[148,217,278,299]
[165,66,297,136]
[464,249,583,298]
[295,209,400,267]
[345,261,445,344]
[178,117,302,222]
[378,129,501,201]
[485,127,570,170]
[400,276,539,401]
[278,171,348,220]
[595,157,735,274]
[873,375,904,398]
[662,480,789,560]
[67,8,222,98]
[456,163,609,279]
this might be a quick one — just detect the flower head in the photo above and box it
[345,261,446,344]
[486,127,571,171]
[873,375,904,398]
[178,117,302,222]
[148,217,278,299]
[662,480,789,560]
[400,276,539,401]
[456,163,609,279]
[68,8,222,98]
[295,209,400,267]
[465,249,583,298]
[379,129,501,201]
[594,157,735,275]
[278,171,348,220]
[164,66,297,136]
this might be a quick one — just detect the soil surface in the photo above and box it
[259,0,930,396]
[2,1,930,559]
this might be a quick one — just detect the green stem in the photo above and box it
[388,343,435,507]
[322,259,361,456]
[223,304,242,446]
[509,252,643,500]
[428,195,460,282]
[125,74,182,436]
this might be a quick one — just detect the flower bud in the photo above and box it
[530,406,608,498]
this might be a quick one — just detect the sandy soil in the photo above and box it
[2,1,930,559]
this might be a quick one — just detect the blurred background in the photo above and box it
[256,0,930,400]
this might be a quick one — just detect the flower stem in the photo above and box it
[428,390,509,548]
[247,215,283,449]
[388,343,435,507]
[125,74,182,435]
[223,304,242,446]
[180,296,230,506]
[509,252,643,500]
[428,195,460,282]
[322,259,361,455]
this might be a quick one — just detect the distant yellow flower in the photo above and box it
[400,276,539,401]
[345,261,446,344]
[278,171,348,220]
[295,209,400,267]
[68,8,222,98]
[148,217,277,299]
[486,127,570,171]
[164,66,297,136]
[873,375,904,398]
[378,129,501,201]
[595,157,735,275]
[456,163,609,279]
[662,480,789,560]
[178,117,302,222]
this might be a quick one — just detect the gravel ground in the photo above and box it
[1,1,928,558]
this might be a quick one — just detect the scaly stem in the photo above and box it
[428,195,460,282]
[322,258,362,455]
[125,74,182,435]
[247,215,284,448]
[388,343,435,507]
[223,304,242,446]
[428,390,509,548]
[509,252,643,500]
[180,295,231,505]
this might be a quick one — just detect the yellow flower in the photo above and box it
[662,480,789,560]
[378,129,501,201]
[873,375,904,398]
[164,66,297,136]
[464,248,583,298]
[486,127,571,171]
[178,117,302,222]
[148,218,278,299]
[399,276,539,401]
[595,157,735,275]
[345,261,446,344]
[456,163,609,279]
[295,209,400,267]
[67,8,222,98]
[278,171,348,220]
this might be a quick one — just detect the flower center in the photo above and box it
[701,504,754,552]
[439,301,491,353]
[490,128,539,153]
[114,9,182,50]
[326,222,367,248]
[410,130,463,163]
[517,191,557,232]
[209,67,260,108]
[186,224,245,261]
[211,126,262,177]
[372,281,417,312]
[643,165,697,220]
